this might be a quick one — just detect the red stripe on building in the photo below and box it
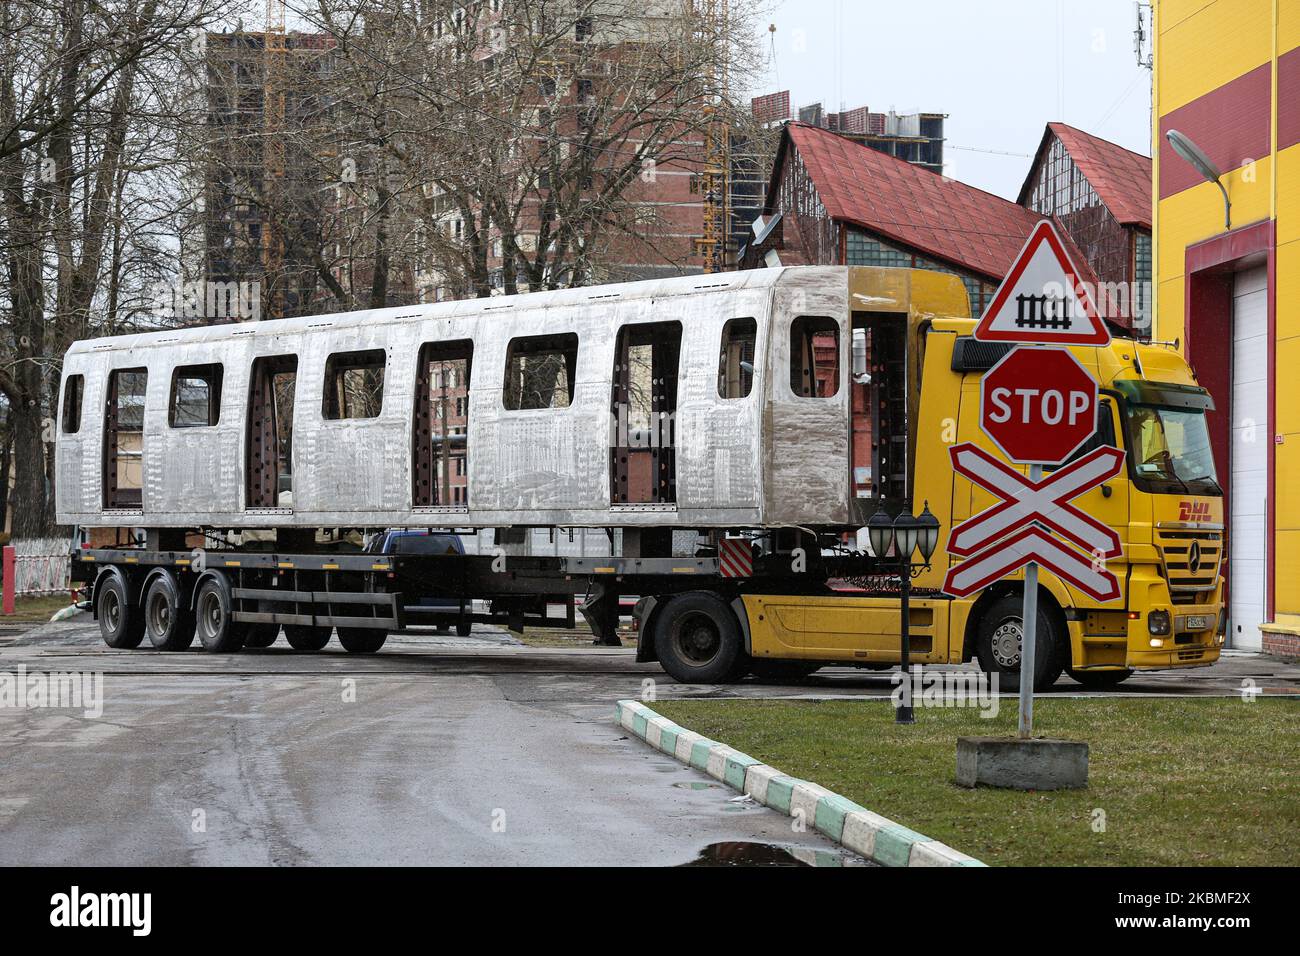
[1278,46,1300,152]
[1158,62,1272,200]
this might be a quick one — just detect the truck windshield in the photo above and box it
[1122,404,1221,496]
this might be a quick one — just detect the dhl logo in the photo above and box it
[1179,500,1212,522]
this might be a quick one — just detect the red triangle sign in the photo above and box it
[973,219,1110,345]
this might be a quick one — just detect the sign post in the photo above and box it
[1019,465,1041,738]
[948,219,1117,757]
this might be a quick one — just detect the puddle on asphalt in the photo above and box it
[681,841,869,867]
[672,781,721,790]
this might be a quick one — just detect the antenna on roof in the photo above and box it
[1133,2,1153,70]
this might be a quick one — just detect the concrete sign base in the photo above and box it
[955,736,1089,791]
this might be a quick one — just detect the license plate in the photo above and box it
[1184,615,1208,630]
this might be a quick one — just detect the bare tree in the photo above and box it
[290,0,760,302]
[0,0,236,537]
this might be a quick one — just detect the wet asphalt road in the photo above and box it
[1,617,1295,866]
[0,620,868,866]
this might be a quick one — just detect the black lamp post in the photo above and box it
[869,500,941,725]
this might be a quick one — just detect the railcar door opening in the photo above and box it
[103,368,147,509]
[610,321,681,505]
[413,340,473,507]
[856,312,909,503]
[246,355,298,509]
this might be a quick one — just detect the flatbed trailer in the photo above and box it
[71,537,905,664]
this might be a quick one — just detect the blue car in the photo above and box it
[366,530,473,636]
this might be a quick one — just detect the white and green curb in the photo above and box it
[617,699,986,868]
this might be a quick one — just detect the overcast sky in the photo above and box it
[748,0,1153,200]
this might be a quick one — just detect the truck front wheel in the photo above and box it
[976,594,1063,692]
[653,592,743,685]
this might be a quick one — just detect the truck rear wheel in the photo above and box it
[96,572,145,649]
[194,575,247,653]
[284,625,331,651]
[653,592,743,684]
[976,594,1063,692]
[143,572,195,651]
[338,628,387,653]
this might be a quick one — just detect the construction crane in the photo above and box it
[262,0,287,319]
[692,0,731,274]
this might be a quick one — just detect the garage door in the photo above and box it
[1229,266,1268,650]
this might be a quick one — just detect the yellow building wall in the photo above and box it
[1154,0,1300,632]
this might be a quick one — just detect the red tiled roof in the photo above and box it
[1023,123,1152,229]
[777,122,1042,281]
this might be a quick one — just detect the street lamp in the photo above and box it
[916,501,940,563]
[1166,129,1231,229]
[869,500,941,725]
[867,506,895,559]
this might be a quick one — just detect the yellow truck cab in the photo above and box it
[740,267,1224,690]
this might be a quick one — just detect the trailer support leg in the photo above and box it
[579,583,622,646]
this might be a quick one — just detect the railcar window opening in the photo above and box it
[413,340,473,508]
[790,316,841,398]
[323,349,386,420]
[247,355,298,509]
[103,368,147,509]
[61,374,84,433]
[611,321,682,505]
[168,363,223,427]
[504,333,578,410]
[717,317,757,399]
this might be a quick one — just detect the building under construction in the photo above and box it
[202,28,336,321]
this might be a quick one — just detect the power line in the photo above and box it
[948,144,1030,158]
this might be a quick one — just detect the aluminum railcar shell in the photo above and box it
[55,266,956,532]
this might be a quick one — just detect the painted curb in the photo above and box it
[617,699,986,868]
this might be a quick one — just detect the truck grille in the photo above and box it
[1155,528,1223,603]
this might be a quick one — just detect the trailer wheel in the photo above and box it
[143,572,195,651]
[284,625,331,651]
[653,592,743,684]
[244,624,280,648]
[337,628,387,653]
[194,575,246,653]
[456,620,473,637]
[975,594,1063,692]
[96,572,145,649]
[1068,668,1133,689]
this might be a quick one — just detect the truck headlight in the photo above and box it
[1148,610,1171,636]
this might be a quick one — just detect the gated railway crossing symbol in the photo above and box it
[972,219,1110,346]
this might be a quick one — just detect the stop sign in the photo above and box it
[979,346,1098,465]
